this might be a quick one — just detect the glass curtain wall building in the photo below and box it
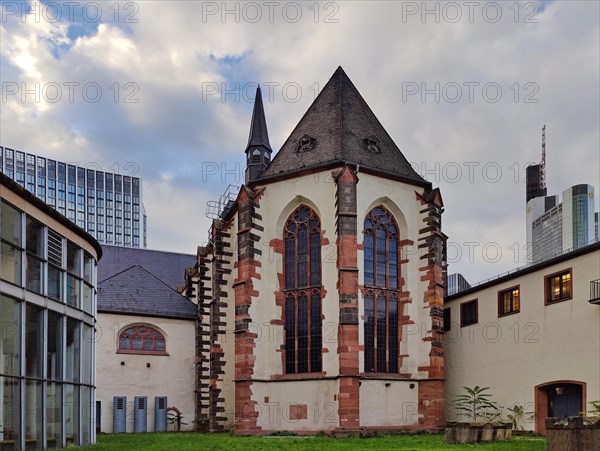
[0,147,147,248]
[1,174,102,449]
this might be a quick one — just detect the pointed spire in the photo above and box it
[245,85,272,183]
[246,85,271,152]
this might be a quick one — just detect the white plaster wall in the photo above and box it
[445,250,600,429]
[252,380,339,431]
[359,380,419,426]
[96,313,196,433]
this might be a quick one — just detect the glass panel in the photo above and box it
[562,273,571,298]
[388,296,398,373]
[364,292,375,372]
[83,253,94,284]
[1,201,21,245]
[388,237,398,289]
[46,383,62,448]
[65,384,79,445]
[132,336,142,350]
[26,217,44,257]
[284,237,295,289]
[26,254,43,294]
[309,232,320,286]
[297,294,308,373]
[1,242,21,285]
[25,380,43,447]
[155,337,165,352]
[513,289,520,311]
[364,233,374,286]
[66,319,80,382]
[0,295,20,376]
[48,265,63,301]
[25,305,42,378]
[285,296,295,374]
[376,228,386,287]
[81,386,92,446]
[0,376,20,445]
[66,242,81,276]
[297,227,308,288]
[82,325,93,385]
[119,335,129,350]
[67,275,80,308]
[310,293,322,373]
[47,311,63,380]
[83,284,93,315]
[376,293,387,372]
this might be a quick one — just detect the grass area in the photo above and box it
[83,432,546,450]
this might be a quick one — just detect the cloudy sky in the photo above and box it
[1,0,598,283]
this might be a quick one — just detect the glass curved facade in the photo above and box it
[0,197,98,450]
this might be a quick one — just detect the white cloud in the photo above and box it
[1,0,598,283]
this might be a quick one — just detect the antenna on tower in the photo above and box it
[540,125,546,189]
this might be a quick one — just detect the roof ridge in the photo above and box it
[98,263,140,284]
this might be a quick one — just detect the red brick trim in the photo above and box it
[416,188,446,429]
[234,186,263,432]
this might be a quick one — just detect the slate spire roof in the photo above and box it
[245,85,272,152]
[257,67,427,186]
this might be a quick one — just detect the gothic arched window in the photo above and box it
[363,206,400,373]
[118,325,167,355]
[284,205,322,374]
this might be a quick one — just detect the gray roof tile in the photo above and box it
[98,245,195,290]
[258,67,428,186]
[98,265,197,319]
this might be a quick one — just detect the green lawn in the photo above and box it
[83,432,546,450]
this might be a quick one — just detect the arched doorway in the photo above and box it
[535,381,586,434]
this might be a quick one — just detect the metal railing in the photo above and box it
[206,185,239,219]
[590,279,600,303]
[453,238,600,294]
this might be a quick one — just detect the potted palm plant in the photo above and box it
[446,386,512,443]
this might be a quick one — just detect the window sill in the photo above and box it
[498,310,520,318]
[116,350,169,356]
[545,296,572,306]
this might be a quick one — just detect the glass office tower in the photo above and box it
[0,147,147,248]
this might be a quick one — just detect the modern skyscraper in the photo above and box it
[0,146,147,248]
[525,146,596,262]
[447,273,472,295]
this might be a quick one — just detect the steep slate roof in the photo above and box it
[98,265,197,319]
[246,85,272,151]
[257,67,428,186]
[98,245,195,290]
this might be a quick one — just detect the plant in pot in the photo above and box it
[506,404,534,431]
[446,386,512,444]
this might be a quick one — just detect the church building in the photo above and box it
[187,67,447,433]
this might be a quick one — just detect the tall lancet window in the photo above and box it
[284,205,322,373]
[363,206,400,373]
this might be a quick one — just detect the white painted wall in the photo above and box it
[445,249,600,429]
[96,313,196,433]
[360,380,419,427]
[252,380,339,431]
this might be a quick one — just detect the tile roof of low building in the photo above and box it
[98,265,197,320]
